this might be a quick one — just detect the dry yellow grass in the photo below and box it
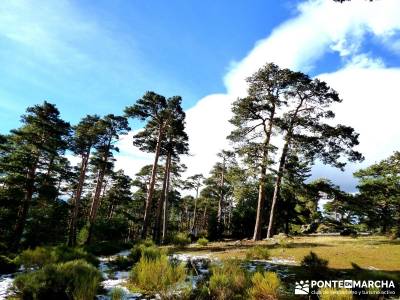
[174,236,400,271]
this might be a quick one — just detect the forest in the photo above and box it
[0,63,399,299]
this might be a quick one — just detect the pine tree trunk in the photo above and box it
[141,125,164,239]
[153,153,170,244]
[162,154,172,243]
[12,162,37,250]
[267,137,290,238]
[253,107,275,241]
[68,151,90,247]
[191,187,199,233]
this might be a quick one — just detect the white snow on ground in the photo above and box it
[0,275,14,300]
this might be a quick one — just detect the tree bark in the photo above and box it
[217,159,225,239]
[266,97,304,239]
[12,162,37,250]
[68,150,90,247]
[253,117,275,240]
[153,153,170,244]
[141,124,164,239]
[190,186,200,233]
[162,154,172,243]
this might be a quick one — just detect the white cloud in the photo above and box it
[116,0,400,188]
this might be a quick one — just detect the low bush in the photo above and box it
[17,246,99,269]
[319,288,352,300]
[130,240,163,263]
[17,247,51,269]
[129,255,186,295]
[209,260,248,299]
[248,271,280,300]
[0,255,18,274]
[197,237,209,246]
[12,259,101,300]
[246,246,270,260]
[172,232,191,247]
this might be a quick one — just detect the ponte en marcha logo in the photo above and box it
[294,279,396,296]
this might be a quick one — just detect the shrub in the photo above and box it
[110,287,126,300]
[17,246,99,269]
[17,247,52,269]
[319,288,352,300]
[129,255,186,295]
[209,260,248,299]
[52,245,99,266]
[84,240,132,256]
[172,232,191,247]
[12,259,101,300]
[130,241,163,263]
[197,237,209,246]
[246,246,270,260]
[248,271,280,300]
[0,255,18,274]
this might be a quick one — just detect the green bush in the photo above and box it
[248,271,280,300]
[12,259,101,300]
[246,246,270,260]
[129,255,186,295]
[17,246,99,269]
[84,240,132,256]
[319,288,352,300]
[130,240,163,263]
[197,237,209,246]
[60,260,101,300]
[209,260,248,300]
[17,247,52,268]
[300,251,328,273]
[0,255,18,273]
[172,232,191,247]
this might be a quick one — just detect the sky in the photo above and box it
[1,0,399,192]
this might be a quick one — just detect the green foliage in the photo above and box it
[130,240,163,263]
[12,259,101,300]
[17,247,51,269]
[319,288,352,300]
[248,271,280,300]
[300,251,329,273]
[109,255,134,270]
[172,232,191,247]
[246,246,270,260]
[17,246,99,269]
[197,237,209,246]
[0,255,18,273]
[209,260,248,300]
[129,255,186,294]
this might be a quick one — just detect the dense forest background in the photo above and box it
[0,63,399,255]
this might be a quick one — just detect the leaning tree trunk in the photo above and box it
[161,155,172,243]
[86,167,106,244]
[153,153,171,244]
[266,139,289,238]
[253,115,275,240]
[266,97,304,239]
[141,125,164,239]
[68,150,90,247]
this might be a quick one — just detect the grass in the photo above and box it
[172,235,400,270]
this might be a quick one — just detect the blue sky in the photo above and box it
[1,0,400,192]
[0,0,297,131]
